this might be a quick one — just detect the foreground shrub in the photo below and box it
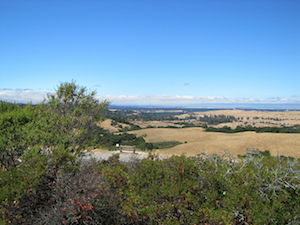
[36,158,125,224]
[124,152,300,224]
[1,151,299,224]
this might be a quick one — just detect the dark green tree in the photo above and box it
[45,81,110,154]
[0,81,110,169]
[0,82,110,223]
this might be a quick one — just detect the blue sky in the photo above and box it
[0,0,299,106]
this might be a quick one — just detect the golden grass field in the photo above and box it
[100,110,300,158]
[198,110,300,127]
[129,127,300,158]
[97,119,130,133]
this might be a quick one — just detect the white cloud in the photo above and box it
[1,89,300,106]
[0,89,48,104]
[97,95,300,105]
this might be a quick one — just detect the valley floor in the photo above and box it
[129,127,300,158]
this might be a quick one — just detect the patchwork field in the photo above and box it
[129,127,300,158]
[99,110,300,158]
[192,109,300,128]
[125,109,300,129]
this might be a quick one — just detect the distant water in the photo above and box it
[185,103,300,110]
[110,103,300,111]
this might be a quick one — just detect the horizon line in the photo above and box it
[0,89,300,108]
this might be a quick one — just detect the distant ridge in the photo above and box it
[109,103,300,111]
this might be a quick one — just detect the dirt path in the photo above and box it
[83,150,150,162]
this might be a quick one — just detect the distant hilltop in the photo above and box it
[109,103,300,111]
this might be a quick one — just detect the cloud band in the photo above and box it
[0,89,299,106]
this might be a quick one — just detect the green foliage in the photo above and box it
[46,80,110,153]
[37,158,125,224]
[0,104,37,169]
[82,125,146,150]
[0,100,21,113]
[260,150,271,157]
[202,123,208,128]
[0,81,110,223]
[1,147,49,223]
[181,123,201,128]
[0,81,109,170]
[1,150,299,224]
[120,124,141,132]
[145,143,155,151]
[151,141,182,149]
[198,114,237,125]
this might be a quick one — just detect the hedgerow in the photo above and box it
[206,125,300,133]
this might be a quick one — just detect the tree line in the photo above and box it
[206,125,300,133]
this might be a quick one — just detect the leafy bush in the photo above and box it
[1,151,299,224]
[36,159,125,224]
[0,146,77,224]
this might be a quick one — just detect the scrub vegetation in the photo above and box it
[1,150,299,224]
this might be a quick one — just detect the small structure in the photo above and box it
[120,145,136,153]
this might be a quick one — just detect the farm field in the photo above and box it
[191,109,300,128]
[98,109,300,159]
[113,109,300,129]
[129,127,300,158]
